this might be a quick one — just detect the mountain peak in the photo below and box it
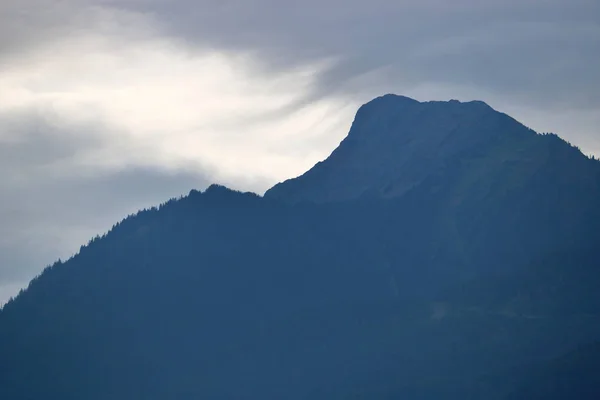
[265,94,529,203]
[353,94,420,122]
[359,94,491,110]
[365,93,421,104]
[203,183,235,195]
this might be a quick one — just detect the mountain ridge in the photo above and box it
[265,94,538,203]
[266,94,598,206]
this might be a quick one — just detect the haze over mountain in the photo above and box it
[1,95,599,399]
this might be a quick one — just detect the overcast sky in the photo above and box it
[1,0,599,304]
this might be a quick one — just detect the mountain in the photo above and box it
[508,341,600,400]
[266,95,511,203]
[1,95,599,399]
[0,188,403,400]
[269,94,600,271]
[266,94,599,204]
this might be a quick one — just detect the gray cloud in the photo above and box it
[0,1,155,62]
[0,109,211,300]
[96,0,600,110]
[3,1,599,109]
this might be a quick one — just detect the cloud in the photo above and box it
[0,26,353,180]
[99,0,600,108]
[0,0,599,302]
[7,0,591,147]
[2,1,599,142]
[4,1,599,108]
[0,110,211,295]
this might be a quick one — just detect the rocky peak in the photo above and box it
[265,94,532,203]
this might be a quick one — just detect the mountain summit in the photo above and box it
[268,93,600,266]
[266,94,592,204]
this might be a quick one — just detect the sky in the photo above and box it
[0,0,599,304]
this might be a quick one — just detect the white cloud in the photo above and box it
[0,28,353,184]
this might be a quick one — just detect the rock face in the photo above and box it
[265,94,537,203]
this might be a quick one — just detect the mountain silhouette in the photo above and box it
[267,94,598,204]
[1,95,599,399]
[507,341,600,400]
